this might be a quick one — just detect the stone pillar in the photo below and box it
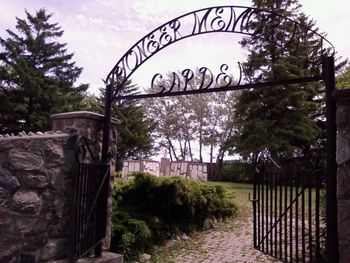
[51,111,118,250]
[0,133,77,262]
[334,89,350,263]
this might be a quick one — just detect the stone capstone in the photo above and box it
[8,149,43,171]
[12,190,41,214]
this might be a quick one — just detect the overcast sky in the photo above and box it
[1,0,349,94]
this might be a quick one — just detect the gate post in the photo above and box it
[96,83,113,257]
[322,55,339,262]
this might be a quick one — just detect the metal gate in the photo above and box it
[74,136,110,259]
[251,160,326,263]
[100,5,338,262]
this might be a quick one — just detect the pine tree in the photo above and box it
[111,80,157,170]
[0,9,87,133]
[229,0,324,162]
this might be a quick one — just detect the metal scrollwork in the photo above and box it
[148,63,242,97]
[107,5,334,101]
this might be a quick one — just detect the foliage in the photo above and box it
[110,173,238,261]
[145,70,236,164]
[76,81,156,169]
[110,81,157,170]
[336,62,350,89]
[216,161,255,183]
[227,0,325,163]
[0,9,87,133]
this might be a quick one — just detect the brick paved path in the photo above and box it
[168,215,281,263]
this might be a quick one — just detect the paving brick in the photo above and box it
[170,214,281,263]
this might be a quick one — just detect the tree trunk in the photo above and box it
[188,140,194,162]
[199,122,203,162]
[167,137,178,161]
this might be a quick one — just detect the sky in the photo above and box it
[0,0,349,95]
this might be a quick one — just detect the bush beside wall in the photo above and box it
[110,173,238,261]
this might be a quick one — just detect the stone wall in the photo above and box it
[0,132,76,262]
[335,89,350,263]
[0,111,119,262]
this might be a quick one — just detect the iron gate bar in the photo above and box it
[284,174,288,262]
[308,175,313,261]
[279,173,282,259]
[316,170,321,262]
[255,168,324,262]
[275,173,278,258]
[301,176,306,263]
[323,56,339,262]
[74,136,111,260]
[270,174,273,255]
[296,174,299,262]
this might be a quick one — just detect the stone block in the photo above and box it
[23,232,48,251]
[0,246,19,263]
[47,218,71,239]
[338,199,350,241]
[77,252,124,263]
[0,139,13,150]
[339,240,350,263]
[39,239,70,261]
[45,140,65,168]
[17,171,49,189]
[0,167,21,190]
[14,216,49,235]
[0,186,12,208]
[12,190,41,214]
[8,149,43,171]
[0,210,13,238]
[337,135,350,165]
[338,165,350,199]
[48,167,65,191]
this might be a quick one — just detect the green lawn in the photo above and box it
[206,181,322,217]
[207,182,254,219]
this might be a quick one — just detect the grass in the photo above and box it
[208,182,253,219]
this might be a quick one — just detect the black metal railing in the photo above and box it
[252,165,325,262]
[74,136,110,259]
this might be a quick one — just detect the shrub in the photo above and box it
[110,173,238,261]
[217,161,255,183]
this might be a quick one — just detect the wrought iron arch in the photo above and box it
[105,5,334,100]
[98,5,338,263]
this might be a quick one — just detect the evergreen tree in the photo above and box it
[109,81,157,170]
[336,62,350,89]
[0,9,87,133]
[228,0,326,162]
